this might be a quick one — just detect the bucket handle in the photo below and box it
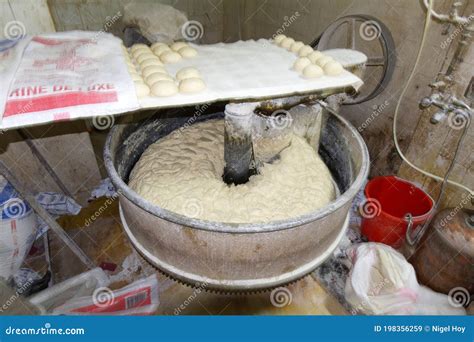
[405,213,417,246]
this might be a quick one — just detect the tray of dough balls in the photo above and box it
[124,36,363,108]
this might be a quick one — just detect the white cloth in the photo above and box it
[139,39,364,109]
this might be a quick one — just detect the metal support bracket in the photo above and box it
[0,160,95,270]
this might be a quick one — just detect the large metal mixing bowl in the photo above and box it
[104,109,369,291]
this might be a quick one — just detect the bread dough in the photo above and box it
[171,42,188,52]
[302,64,324,78]
[136,53,157,64]
[150,80,178,97]
[178,46,198,58]
[273,34,286,44]
[179,77,206,93]
[151,42,168,50]
[131,44,148,52]
[160,51,182,63]
[323,61,344,76]
[280,37,295,50]
[316,55,334,67]
[141,65,167,78]
[293,57,311,73]
[290,41,304,53]
[134,81,150,98]
[152,45,171,56]
[307,50,323,63]
[128,119,335,223]
[140,58,163,69]
[146,72,174,85]
[176,67,200,81]
[132,49,152,59]
[298,45,313,57]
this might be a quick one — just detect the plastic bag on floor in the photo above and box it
[345,243,465,315]
[28,267,110,313]
[89,178,117,201]
[35,192,81,237]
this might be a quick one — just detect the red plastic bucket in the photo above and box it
[360,176,434,248]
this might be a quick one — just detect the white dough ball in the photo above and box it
[160,51,182,63]
[179,77,206,94]
[298,45,313,57]
[171,42,188,52]
[302,64,324,79]
[290,41,304,53]
[273,34,286,44]
[307,50,323,63]
[151,42,168,50]
[151,80,178,97]
[178,46,198,58]
[316,55,334,67]
[134,81,150,98]
[136,53,157,64]
[152,45,171,56]
[141,65,167,78]
[131,44,148,52]
[176,67,200,81]
[140,58,163,69]
[132,49,152,59]
[323,61,344,76]
[146,73,174,85]
[292,57,311,72]
[280,37,295,50]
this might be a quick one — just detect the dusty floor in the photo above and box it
[44,197,347,315]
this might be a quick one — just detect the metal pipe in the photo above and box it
[423,0,472,26]
[18,130,74,198]
[445,30,472,77]
[223,103,255,185]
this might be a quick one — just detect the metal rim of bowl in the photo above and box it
[119,205,351,291]
[104,110,370,234]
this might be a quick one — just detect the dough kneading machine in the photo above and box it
[104,100,369,292]
[102,17,399,291]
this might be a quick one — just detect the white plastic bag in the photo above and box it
[345,243,465,315]
[29,267,110,313]
[0,176,37,281]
